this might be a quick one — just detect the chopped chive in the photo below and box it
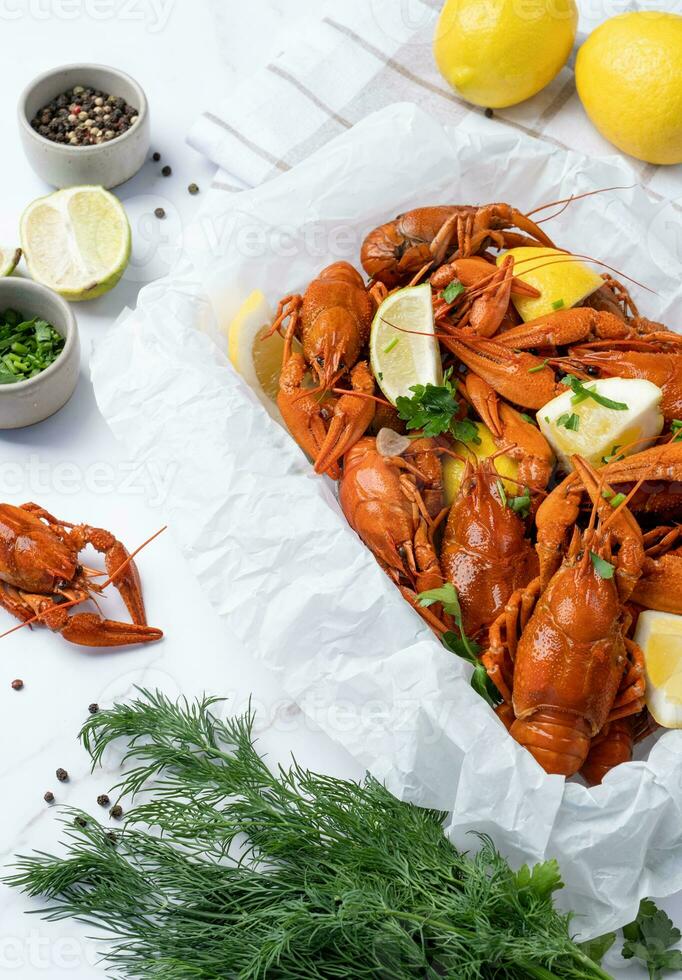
[590,551,615,579]
[556,412,580,431]
[382,337,400,354]
[528,358,550,374]
[609,492,627,508]
[672,419,682,442]
[551,298,565,310]
[0,309,64,383]
[560,374,628,411]
[496,478,508,507]
[519,412,536,425]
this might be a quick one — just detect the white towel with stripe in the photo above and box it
[188,0,682,201]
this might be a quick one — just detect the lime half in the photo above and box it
[20,186,131,302]
[0,247,21,277]
[370,283,441,405]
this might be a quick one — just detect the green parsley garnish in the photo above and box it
[590,551,615,579]
[552,298,565,310]
[561,374,628,411]
[441,279,465,304]
[396,369,481,443]
[382,337,400,354]
[622,898,682,979]
[528,358,550,374]
[556,412,580,432]
[0,308,65,384]
[671,419,682,442]
[418,583,500,706]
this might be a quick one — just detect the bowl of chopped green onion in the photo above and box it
[0,278,79,428]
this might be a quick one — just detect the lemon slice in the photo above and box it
[634,610,682,727]
[370,284,441,405]
[499,247,603,322]
[443,422,518,504]
[0,247,21,277]
[20,186,131,302]
[538,377,663,473]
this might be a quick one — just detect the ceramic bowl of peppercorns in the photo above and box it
[18,64,150,190]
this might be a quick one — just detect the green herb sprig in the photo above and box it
[418,583,501,707]
[622,899,682,979]
[6,689,613,980]
[0,308,65,383]
[396,369,480,444]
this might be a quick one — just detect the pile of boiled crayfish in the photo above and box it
[269,202,682,783]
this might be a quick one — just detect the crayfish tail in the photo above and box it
[510,709,592,776]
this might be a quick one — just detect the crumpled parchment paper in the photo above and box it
[92,103,682,938]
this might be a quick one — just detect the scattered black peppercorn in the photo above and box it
[97,793,110,807]
[56,767,68,782]
[43,791,54,804]
[106,831,118,845]
[484,107,494,119]
[154,207,166,219]
[11,678,24,690]
[75,816,87,828]
[110,804,123,819]
[188,182,199,195]
[88,702,99,714]
[161,165,172,177]
[152,151,161,162]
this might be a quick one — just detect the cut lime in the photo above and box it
[499,247,603,322]
[369,283,441,404]
[0,247,21,277]
[20,186,131,302]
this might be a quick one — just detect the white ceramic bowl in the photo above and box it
[0,278,80,428]
[18,64,150,189]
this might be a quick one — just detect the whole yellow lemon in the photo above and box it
[576,12,682,165]
[434,0,577,109]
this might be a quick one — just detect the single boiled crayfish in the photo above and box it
[361,204,554,288]
[483,457,646,777]
[0,503,162,647]
[272,262,382,477]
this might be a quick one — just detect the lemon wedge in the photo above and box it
[634,610,682,727]
[538,377,663,473]
[499,247,603,322]
[370,284,441,405]
[443,422,519,504]
[21,186,130,301]
[225,289,294,422]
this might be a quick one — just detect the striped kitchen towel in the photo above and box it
[188,0,681,201]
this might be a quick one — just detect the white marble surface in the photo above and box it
[0,2,676,977]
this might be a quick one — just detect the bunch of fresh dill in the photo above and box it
[7,689,613,980]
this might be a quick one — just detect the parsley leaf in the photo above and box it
[514,860,564,902]
[560,374,628,411]
[590,551,615,579]
[419,583,501,707]
[556,411,580,431]
[622,900,682,979]
[396,370,480,443]
[442,279,465,304]
[579,933,617,967]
